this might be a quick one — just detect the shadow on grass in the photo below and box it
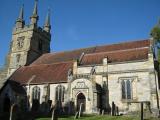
[35,114,160,120]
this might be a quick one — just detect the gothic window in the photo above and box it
[55,85,65,102]
[121,80,132,100]
[17,36,25,49]
[32,86,41,102]
[16,54,21,63]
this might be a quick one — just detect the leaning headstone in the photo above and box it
[78,103,83,118]
[74,112,79,119]
[51,109,58,120]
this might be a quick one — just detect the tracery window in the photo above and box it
[32,86,41,101]
[17,36,25,49]
[55,85,65,102]
[121,80,132,100]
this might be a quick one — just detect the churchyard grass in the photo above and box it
[35,115,159,120]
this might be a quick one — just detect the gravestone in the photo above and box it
[111,101,115,116]
[74,112,79,119]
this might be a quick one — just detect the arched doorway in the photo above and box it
[76,93,86,112]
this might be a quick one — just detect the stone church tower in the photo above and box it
[7,1,51,75]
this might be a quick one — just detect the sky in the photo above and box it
[0,0,160,67]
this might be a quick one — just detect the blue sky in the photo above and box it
[0,0,160,66]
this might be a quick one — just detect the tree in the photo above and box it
[150,20,160,62]
[150,19,160,118]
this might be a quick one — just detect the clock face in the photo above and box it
[17,36,25,49]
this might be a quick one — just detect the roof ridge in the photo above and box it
[44,39,149,55]
[28,60,74,67]
[84,47,149,56]
[98,38,149,47]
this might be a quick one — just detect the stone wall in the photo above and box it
[74,52,159,113]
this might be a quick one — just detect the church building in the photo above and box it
[0,1,160,115]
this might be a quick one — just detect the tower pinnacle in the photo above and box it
[15,5,25,28]
[30,0,39,25]
[44,8,51,33]
[18,4,24,20]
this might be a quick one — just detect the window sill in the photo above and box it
[121,99,138,103]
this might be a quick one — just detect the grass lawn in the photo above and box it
[35,115,159,120]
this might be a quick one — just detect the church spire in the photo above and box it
[15,5,25,28]
[30,0,39,25]
[44,8,51,33]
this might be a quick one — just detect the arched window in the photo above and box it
[32,86,41,101]
[121,80,132,100]
[55,85,65,102]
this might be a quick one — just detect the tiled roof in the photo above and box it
[9,61,73,84]
[81,48,149,65]
[94,39,150,53]
[31,39,150,65]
